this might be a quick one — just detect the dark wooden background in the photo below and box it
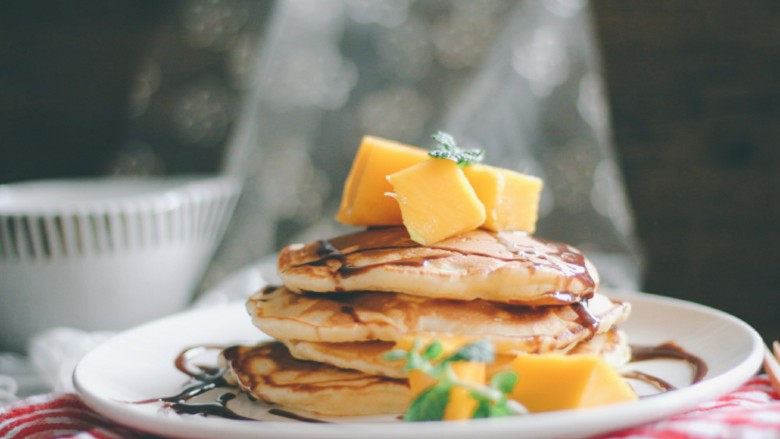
[593,0,780,342]
[1,1,777,341]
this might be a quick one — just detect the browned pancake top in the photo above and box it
[277,227,599,304]
[247,286,630,354]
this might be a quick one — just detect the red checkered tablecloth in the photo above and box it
[2,375,779,439]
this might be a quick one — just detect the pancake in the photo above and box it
[282,329,631,379]
[284,331,630,379]
[568,327,631,367]
[282,340,403,378]
[247,286,630,353]
[221,342,409,416]
[277,227,599,305]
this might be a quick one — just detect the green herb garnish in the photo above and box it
[386,339,528,421]
[428,131,485,168]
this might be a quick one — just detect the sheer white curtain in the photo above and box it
[213,0,643,290]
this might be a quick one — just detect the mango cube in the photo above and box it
[510,354,637,413]
[387,159,486,245]
[407,362,486,421]
[444,362,486,420]
[408,369,437,399]
[463,164,543,233]
[395,336,482,396]
[336,136,428,226]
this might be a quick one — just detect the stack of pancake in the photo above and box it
[221,226,631,417]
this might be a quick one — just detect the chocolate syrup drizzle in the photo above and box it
[124,230,709,421]
[268,408,329,423]
[622,371,677,393]
[571,300,600,337]
[128,346,254,420]
[630,342,708,383]
[169,392,250,420]
[130,345,328,423]
[130,338,709,423]
[294,228,596,301]
[134,228,704,421]
[625,342,708,393]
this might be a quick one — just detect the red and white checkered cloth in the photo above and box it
[0,393,143,439]
[599,375,780,438]
[2,376,779,439]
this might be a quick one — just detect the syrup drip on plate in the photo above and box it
[170,392,252,420]
[129,340,709,422]
[129,346,251,420]
[130,345,332,423]
[625,341,708,393]
[621,370,677,392]
[631,342,708,384]
[268,408,329,423]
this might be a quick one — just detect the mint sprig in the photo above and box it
[405,383,451,421]
[428,131,484,168]
[386,339,528,421]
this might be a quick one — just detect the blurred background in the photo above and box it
[0,0,777,343]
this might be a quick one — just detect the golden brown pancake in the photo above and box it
[221,342,409,416]
[568,327,631,367]
[282,329,630,379]
[282,340,404,378]
[247,286,630,353]
[277,227,599,305]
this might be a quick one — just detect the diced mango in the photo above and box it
[444,362,486,420]
[463,164,543,233]
[396,335,480,398]
[406,362,486,420]
[336,136,429,226]
[510,354,637,413]
[408,369,437,398]
[387,159,486,245]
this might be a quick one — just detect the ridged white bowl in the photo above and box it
[0,175,241,353]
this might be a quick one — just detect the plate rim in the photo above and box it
[74,289,765,439]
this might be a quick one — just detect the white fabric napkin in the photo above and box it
[0,258,275,402]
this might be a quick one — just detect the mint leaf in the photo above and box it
[405,351,426,371]
[392,337,528,421]
[432,131,457,150]
[429,131,484,168]
[490,371,518,395]
[404,383,451,422]
[422,340,443,360]
[447,340,495,363]
[487,400,514,418]
[384,349,408,361]
[469,391,514,419]
[470,393,492,419]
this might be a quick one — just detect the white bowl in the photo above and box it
[0,175,241,353]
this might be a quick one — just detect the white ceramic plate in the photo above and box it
[74,290,763,439]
